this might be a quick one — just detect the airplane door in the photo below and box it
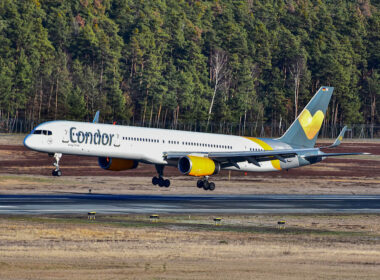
[62,129,69,143]
[113,134,121,147]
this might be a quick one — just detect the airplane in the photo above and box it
[23,86,366,191]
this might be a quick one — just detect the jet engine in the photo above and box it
[98,157,138,171]
[178,156,220,177]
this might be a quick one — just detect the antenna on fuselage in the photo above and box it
[92,111,100,123]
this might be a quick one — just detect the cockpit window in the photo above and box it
[33,130,52,135]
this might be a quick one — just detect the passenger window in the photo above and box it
[48,131,52,135]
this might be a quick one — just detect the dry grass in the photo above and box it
[0,133,26,145]
[1,173,379,195]
[0,215,379,279]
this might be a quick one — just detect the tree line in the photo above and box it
[0,0,379,131]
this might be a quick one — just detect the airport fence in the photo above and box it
[1,117,380,139]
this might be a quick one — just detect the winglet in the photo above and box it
[321,126,347,149]
[92,111,100,123]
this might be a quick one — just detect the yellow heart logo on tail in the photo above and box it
[298,109,324,140]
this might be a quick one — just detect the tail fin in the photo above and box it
[278,86,333,148]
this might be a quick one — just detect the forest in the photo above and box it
[0,0,379,133]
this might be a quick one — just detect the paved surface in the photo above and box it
[0,194,380,214]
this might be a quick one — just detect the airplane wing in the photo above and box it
[165,148,369,168]
[92,111,100,123]
[165,148,319,168]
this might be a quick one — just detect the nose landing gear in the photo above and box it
[197,177,215,191]
[152,164,170,188]
[52,153,62,176]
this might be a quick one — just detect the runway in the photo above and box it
[0,194,380,214]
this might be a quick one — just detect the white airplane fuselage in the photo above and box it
[24,120,306,173]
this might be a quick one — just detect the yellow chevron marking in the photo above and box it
[244,137,281,170]
[298,109,324,140]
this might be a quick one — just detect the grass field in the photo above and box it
[0,214,379,279]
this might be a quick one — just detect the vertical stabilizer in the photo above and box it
[278,86,333,148]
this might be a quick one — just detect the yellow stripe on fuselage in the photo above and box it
[244,137,281,170]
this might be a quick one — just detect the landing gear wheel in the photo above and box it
[158,177,165,187]
[164,179,170,188]
[197,180,204,188]
[203,181,210,191]
[52,170,62,177]
[209,182,215,191]
[154,165,170,188]
[152,176,159,185]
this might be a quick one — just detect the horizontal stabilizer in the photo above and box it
[304,152,369,160]
[320,126,347,149]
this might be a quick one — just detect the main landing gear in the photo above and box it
[197,177,215,191]
[152,164,170,188]
[52,153,62,177]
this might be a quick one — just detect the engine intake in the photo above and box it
[178,156,220,177]
[98,157,138,171]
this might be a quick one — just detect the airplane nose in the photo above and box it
[23,134,32,149]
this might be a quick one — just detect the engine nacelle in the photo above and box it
[178,156,220,177]
[98,157,138,171]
